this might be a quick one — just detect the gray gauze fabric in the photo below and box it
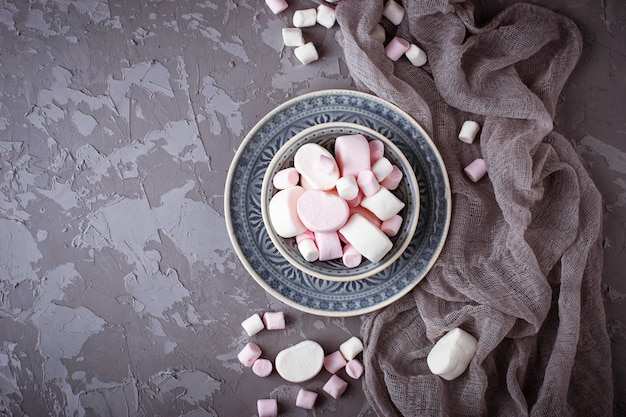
[332,1,613,416]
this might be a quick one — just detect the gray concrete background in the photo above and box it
[0,0,623,416]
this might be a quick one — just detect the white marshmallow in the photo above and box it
[382,0,405,25]
[339,214,393,263]
[405,44,428,67]
[241,313,264,336]
[293,143,338,189]
[265,0,288,15]
[340,336,364,361]
[336,175,359,201]
[371,157,394,181]
[316,4,336,28]
[297,238,319,262]
[360,187,406,221]
[427,328,477,380]
[293,8,317,28]
[268,186,307,238]
[458,120,480,144]
[275,340,325,383]
[294,42,319,65]
[371,24,386,43]
[282,27,305,47]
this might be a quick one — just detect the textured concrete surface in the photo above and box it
[0,0,623,416]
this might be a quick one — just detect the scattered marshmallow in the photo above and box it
[427,328,477,380]
[371,24,386,43]
[382,0,405,25]
[282,27,305,47]
[458,120,480,144]
[294,42,320,65]
[339,336,364,361]
[275,340,325,383]
[324,350,348,374]
[405,44,428,67]
[265,0,288,15]
[241,313,265,336]
[464,158,487,182]
[339,214,393,263]
[381,214,403,237]
[263,311,286,330]
[385,36,411,61]
[293,8,317,28]
[345,358,364,379]
[268,186,307,238]
[238,342,262,367]
[273,167,300,189]
[296,388,318,409]
[323,374,348,399]
[316,4,336,28]
[252,358,274,377]
[257,398,278,417]
[336,175,359,201]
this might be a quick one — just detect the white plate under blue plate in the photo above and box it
[224,89,451,317]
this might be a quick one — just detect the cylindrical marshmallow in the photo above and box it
[294,143,338,189]
[369,139,385,163]
[298,238,319,262]
[464,158,487,182]
[323,374,348,399]
[238,342,262,367]
[427,328,477,381]
[458,120,481,144]
[372,157,393,182]
[405,44,428,67]
[297,190,349,232]
[324,350,348,374]
[357,170,380,197]
[316,4,336,28]
[342,243,362,268]
[252,358,273,377]
[282,27,305,47]
[380,165,403,190]
[263,311,285,330]
[272,167,299,190]
[314,231,343,261]
[296,389,318,410]
[360,187,405,221]
[335,134,371,177]
[349,205,382,228]
[339,214,392,263]
[275,340,324,383]
[241,313,264,336]
[257,398,278,417]
[382,0,405,25]
[295,230,315,243]
[371,24,386,43]
[346,192,362,208]
[293,8,317,28]
[340,336,364,361]
[385,36,410,61]
[380,214,403,237]
[336,175,359,201]
[294,42,319,65]
[268,186,307,238]
[345,358,364,379]
[265,0,288,15]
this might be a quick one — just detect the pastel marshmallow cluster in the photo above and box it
[426,328,478,380]
[456,120,488,182]
[268,134,407,267]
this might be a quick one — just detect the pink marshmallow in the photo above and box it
[257,398,278,417]
[346,192,362,208]
[252,358,273,377]
[323,374,348,399]
[334,134,371,177]
[349,205,382,228]
[345,359,364,379]
[357,170,380,197]
[272,167,299,190]
[314,231,343,261]
[385,36,411,61]
[263,311,285,330]
[296,389,318,409]
[265,0,288,14]
[464,158,488,182]
[380,165,403,190]
[369,139,385,163]
[324,350,348,374]
[342,244,363,268]
[380,214,403,237]
[372,157,393,181]
[297,190,350,232]
[238,342,262,367]
[318,154,337,174]
[295,230,315,244]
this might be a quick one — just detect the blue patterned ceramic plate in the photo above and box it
[225,89,451,317]
[260,122,420,282]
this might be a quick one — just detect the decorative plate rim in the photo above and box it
[224,89,451,317]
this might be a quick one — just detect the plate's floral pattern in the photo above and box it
[225,90,451,316]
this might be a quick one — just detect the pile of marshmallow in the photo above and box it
[238,311,365,416]
[268,134,407,267]
[458,120,488,182]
